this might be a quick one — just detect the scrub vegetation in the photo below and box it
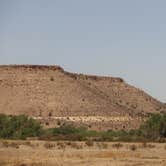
[0,113,166,142]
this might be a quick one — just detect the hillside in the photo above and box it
[0,65,165,130]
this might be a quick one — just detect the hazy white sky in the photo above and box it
[0,0,166,102]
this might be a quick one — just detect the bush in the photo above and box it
[141,142,147,148]
[52,124,79,135]
[57,141,66,149]
[50,76,54,81]
[140,113,166,140]
[49,124,90,141]
[0,113,165,142]
[1,141,19,149]
[112,143,123,149]
[70,142,83,149]
[85,140,94,147]
[98,142,108,149]
[129,144,137,151]
[96,142,108,149]
[44,142,55,149]
[0,114,42,139]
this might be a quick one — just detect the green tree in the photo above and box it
[140,113,166,140]
[0,114,42,139]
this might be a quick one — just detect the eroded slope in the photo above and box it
[0,65,165,130]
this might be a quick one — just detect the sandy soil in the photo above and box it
[0,140,166,166]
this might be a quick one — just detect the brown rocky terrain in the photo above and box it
[0,65,165,130]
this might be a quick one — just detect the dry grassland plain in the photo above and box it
[0,140,166,166]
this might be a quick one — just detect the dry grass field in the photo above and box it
[0,140,166,166]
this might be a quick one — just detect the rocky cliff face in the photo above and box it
[0,65,165,130]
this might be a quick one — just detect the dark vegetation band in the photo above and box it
[0,113,166,142]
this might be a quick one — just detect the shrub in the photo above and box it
[140,113,166,140]
[141,142,156,149]
[50,124,89,141]
[53,124,78,135]
[98,142,108,149]
[85,140,94,147]
[147,144,156,148]
[112,143,123,149]
[57,120,61,126]
[10,142,19,149]
[129,144,137,151]
[0,114,42,139]
[1,141,9,148]
[22,141,32,147]
[44,142,55,149]
[70,142,83,149]
[50,76,54,81]
[0,113,166,142]
[141,142,147,148]
[57,141,66,149]
[1,141,19,148]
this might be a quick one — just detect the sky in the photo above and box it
[0,0,166,102]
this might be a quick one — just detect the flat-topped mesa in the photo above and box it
[0,65,65,72]
[64,71,124,83]
[0,65,124,83]
[0,64,164,130]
